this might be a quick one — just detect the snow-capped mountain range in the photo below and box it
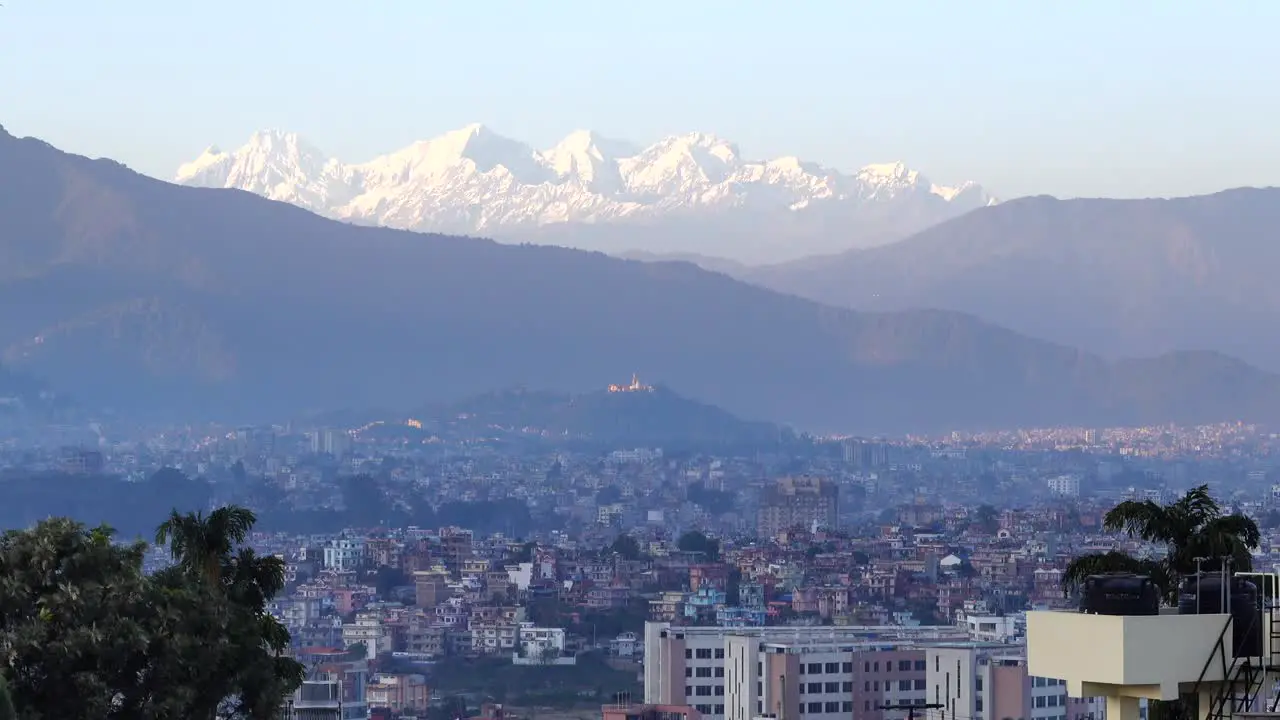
[176,124,997,263]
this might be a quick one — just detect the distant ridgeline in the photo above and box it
[361,380,801,451]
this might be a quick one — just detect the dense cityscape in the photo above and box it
[4,4,1280,720]
[5,379,1280,720]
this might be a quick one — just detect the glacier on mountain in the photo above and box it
[176,125,997,263]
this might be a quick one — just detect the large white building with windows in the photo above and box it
[645,623,1105,720]
[644,623,971,720]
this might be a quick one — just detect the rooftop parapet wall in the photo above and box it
[1027,611,1233,701]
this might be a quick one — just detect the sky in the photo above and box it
[2,0,1278,199]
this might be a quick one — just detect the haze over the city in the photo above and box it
[3,0,1280,203]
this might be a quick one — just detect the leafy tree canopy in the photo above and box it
[0,506,303,720]
[1062,485,1260,603]
[677,530,721,561]
[608,534,643,561]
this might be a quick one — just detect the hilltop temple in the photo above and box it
[608,373,654,393]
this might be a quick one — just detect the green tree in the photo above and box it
[1059,488,1257,720]
[157,506,304,719]
[971,504,1000,534]
[677,531,720,561]
[0,519,232,720]
[508,541,537,564]
[375,564,410,598]
[608,534,643,560]
[155,505,257,585]
[1062,485,1260,601]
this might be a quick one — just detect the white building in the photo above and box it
[959,614,1021,643]
[645,622,970,720]
[342,612,387,659]
[513,622,572,665]
[1047,475,1082,497]
[323,538,365,572]
[611,631,641,658]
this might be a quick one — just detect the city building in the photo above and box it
[1046,475,1082,497]
[924,644,1084,720]
[1025,580,1280,720]
[644,622,969,720]
[757,476,839,538]
[514,622,573,665]
[323,538,365,572]
[601,703,702,720]
[286,660,369,720]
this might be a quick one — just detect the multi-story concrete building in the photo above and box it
[924,643,1104,720]
[1046,475,1081,497]
[514,622,572,665]
[323,538,365,572]
[644,622,969,720]
[287,659,368,720]
[757,476,839,538]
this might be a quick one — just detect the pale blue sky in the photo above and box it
[2,0,1277,199]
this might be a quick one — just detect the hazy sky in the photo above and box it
[2,0,1278,199]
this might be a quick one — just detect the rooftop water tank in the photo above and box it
[1079,573,1160,616]
[1178,574,1261,657]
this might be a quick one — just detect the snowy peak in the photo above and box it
[175,124,997,260]
[539,130,637,192]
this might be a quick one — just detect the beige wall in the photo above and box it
[990,664,1030,720]
[763,652,801,720]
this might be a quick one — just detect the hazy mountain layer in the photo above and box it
[3,127,1279,433]
[746,190,1280,370]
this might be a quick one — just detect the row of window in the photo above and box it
[688,685,726,697]
[802,662,854,674]
[728,680,925,696]
[862,680,927,692]
[1035,695,1064,708]
[749,699,927,716]
[683,651,926,676]
[801,682,853,694]
[802,660,928,674]
[802,702,856,714]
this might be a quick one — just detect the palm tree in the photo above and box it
[155,506,257,586]
[1062,485,1260,602]
[154,505,302,720]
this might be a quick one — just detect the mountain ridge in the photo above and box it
[743,188,1280,370]
[174,125,997,263]
[4,128,1280,433]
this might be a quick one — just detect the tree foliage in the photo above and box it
[608,534,643,561]
[677,530,720,561]
[0,674,13,720]
[1062,485,1260,602]
[1059,489,1255,720]
[0,507,303,720]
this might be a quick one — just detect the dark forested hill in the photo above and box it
[420,385,784,447]
[3,126,1280,433]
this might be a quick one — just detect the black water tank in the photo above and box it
[1079,573,1161,616]
[1178,574,1262,657]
